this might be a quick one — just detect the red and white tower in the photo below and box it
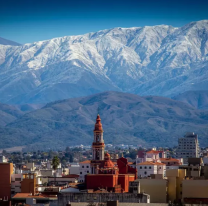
[92,114,105,161]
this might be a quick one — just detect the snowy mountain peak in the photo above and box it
[0,20,208,104]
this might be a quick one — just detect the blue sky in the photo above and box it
[0,0,208,44]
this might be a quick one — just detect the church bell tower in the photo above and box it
[92,114,105,161]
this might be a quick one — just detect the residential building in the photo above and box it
[136,149,167,164]
[160,157,182,170]
[11,174,22,196]
[79,160,91,182]
[137,161,166,178]
[176,132,200,163]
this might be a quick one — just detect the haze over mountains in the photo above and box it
[0,91,208,150]
[0,20,208,104]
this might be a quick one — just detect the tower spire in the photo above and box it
[94,113,103,131]
[92,114,105,161]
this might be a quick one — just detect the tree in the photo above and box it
[51,156,60,185]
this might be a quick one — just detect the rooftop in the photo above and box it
[137,161,165,166]
[80,160,91,164]
[12,193,48,199]
[160,158,180,162]
[146,150,161,154]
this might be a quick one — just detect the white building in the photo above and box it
[176,132,200,163]
[26,162,36,171]
[79,160,91,182]
[137,161,166,178]
[0,155,8,163]
[136,149,167,164]
[69,163,80,175]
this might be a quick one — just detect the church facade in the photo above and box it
[80,114,137,192]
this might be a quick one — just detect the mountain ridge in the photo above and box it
[0,20,208,104]
[1,91,208,150]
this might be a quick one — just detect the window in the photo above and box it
[80,172,82,174]
[87,171,89,173]
[82,166,84,168]
[140,166,142,169]
[144,166,147,169]
[149,166,151,169]
[15,178,21,181]
[144,171,147,175]
[87,166,89,168]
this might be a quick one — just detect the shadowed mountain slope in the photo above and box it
[173,90,208,110]
[0,91,208,149]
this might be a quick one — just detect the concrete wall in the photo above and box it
[11,174,22,195]
[21,174,36,195]
[166,169,186,203]
[40,170,53,176]
[26,163,35,170]
[182,180,208,200]
[139,179,167,203]
[58,193,149,206]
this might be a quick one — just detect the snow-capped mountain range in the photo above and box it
[0,20,208,104]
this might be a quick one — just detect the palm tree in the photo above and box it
[51,156,60,185]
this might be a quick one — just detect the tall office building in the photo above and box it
[176,132,200,163]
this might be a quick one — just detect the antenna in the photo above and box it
[97,106,100,115]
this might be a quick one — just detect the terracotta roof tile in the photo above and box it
[160,158,180,162]
[146,150,161,154]
[80,160,91,164]
[12,193,47,199]
[137,161,165,166]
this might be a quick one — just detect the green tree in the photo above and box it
[51,156,60,184]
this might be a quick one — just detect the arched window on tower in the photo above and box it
[96,134,100,142]
[96,150,100,160]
